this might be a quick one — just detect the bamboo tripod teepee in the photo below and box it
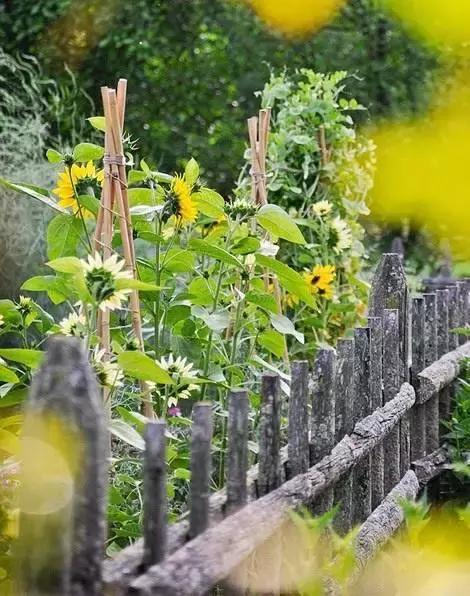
[94,79,154,418]
[247,109,289,364]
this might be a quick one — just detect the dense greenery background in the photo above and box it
[0,0,438,193]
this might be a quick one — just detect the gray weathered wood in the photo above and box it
[128,384,416,596]
[258,374,281,497]
[436,290,451,435]
[17,336,106,596]
[226,389,249,514]
[143,422,167,569]
[189,402,213,540]
[382,310,401,493]
[287,361,309,479]
[410,297,426,460]
[352,327,371,525]
[423,293,439,453]
[457,281,468,345]
[310,348,336,512]
[333,339,355,534]
[447,285,459,351]
[416,342,470,403]
[368,317,384,509]
[369,252,409,383]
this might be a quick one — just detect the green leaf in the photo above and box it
[128,170,147,185]
[189,239,243,268]
[115,279,162,292]
[185,157,199,187]
[163,249,195,273]
[46,148,63,163]
[166,305,191,327]
[0,349,43,369]
[191,306,230,332]
[47,256,83,274]
[270,313,304,344]
[256,255,315,308]
[187,278,215,306]
[87,116,106,132]
[245,291,278,313]
[128,188,160,206]
[47,214,83,259]
[0,366,19,384]
[73,143,104,162]
[0,386,27,408]
[77,194,100,216]
[232,237,260,255]
[21,276,69,303]
[257,330,285,358]
[174,468,191,481]
[0,177,66,213]
[118,351,174,384]
[0,299,20,323]
[256,204,305,245]
[109,419,145,450]
[192,188,225,220]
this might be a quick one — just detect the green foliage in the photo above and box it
[443,359,470,461]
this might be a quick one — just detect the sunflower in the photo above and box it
[331,217,353,253]
[92,348,124,389]
[0,314,4,328]
[169,175,198,226]
[58,311,87,338]
[53,161,104,218]
[81,252,132,311]
[303,264,336,300]
[312,200,332,217]
[147,354,199,407]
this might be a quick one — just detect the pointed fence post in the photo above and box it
[410,297,426,460]
[368,317,384,509]
[436,290,451,435]
[352,328,371,524]
[310,348,336,513]
[258,374,281,497]
[423,293,439,453]
[288,361,309,479]
[16,336,107,596]
[226,389,250,514]
[447,285,459,351]
[143,422,167,569]
[333,338,355,534]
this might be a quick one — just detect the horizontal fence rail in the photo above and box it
[14,252,470,595]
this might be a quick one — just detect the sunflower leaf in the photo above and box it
[47,214,83,259]
[115,279,163,292]
[46,256,83,275]
[46,148,63,163]
[109,419,145,451]
[0,349,43,369]
[256,204,305,244]
[192,188,226,220]
[189,239,243,268]
[255,255,315,307]
[87,116,106,132]
[73,143,104,162]
[0,177,66,213]
[185,158,200,187]
[118,351,174,385]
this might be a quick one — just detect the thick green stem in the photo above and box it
[154,216,162,358]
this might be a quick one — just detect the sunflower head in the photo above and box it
[81,253,132,311]
[53,161,104,218]
[166,174,198,226]
[304,264,336,291]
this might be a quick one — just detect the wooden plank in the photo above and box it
[143,422,167,569]
[382,310,401,493]
[410,297,426,460]
[287,361,309,479]
[310,348,336,512]
[368,317,384,509]
[258,374,281,496]
[333,338,355,534]
[447,285,459,351]
[457,281,468,345]
[436,289,451,435]
[352,328,371,525]
[189,403,213,539]
[128,384,416,596]
[423,293,439,453]
[17,336,106,596]
[226,389,250,514]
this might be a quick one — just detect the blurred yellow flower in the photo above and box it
[304,264,335,290]
[53,161,103,218]
[248,0,345,37]
[171,174,198,226]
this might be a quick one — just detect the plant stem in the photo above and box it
[67,165,93,252]
[154,215,162,358]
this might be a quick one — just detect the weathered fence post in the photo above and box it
[410,297,426,460]
[423,293,439,453]
[258,374,281,497]
[368,317,384,509]
[16,336,107,596]
[310,348,336,513]
[288,361,309,479]
[143,422,167,569]
[352,328,371,524]
[456,281,468,345]
[226,389,249,514]
[382,310,401,493]
[333,338,355,534]
[189,402,213,540]
[447,285,459,351]
[435,290,451,434]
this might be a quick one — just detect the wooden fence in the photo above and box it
[15,253,470,595]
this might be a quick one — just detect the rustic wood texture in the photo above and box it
[382,310,401,493]
[287,361,309,479]
[128,384,416,596]
[17,336,106,596]
[310,348,336,512]
[410,297,426,460]
[143,422,167,569]
[352,328,371,525]
[446,285,460,351]
[189,403,213,540]
[456,281,468,346]
[423,293,439,453]
[436,289,451,436]
[258,374,281,497]
[333,338,355,534]
[368,317,384,509]
[226,389,249,514]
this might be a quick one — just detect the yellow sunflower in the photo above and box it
[53,161,104,218]
[171,174,198,226]
[303,264,335,300]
